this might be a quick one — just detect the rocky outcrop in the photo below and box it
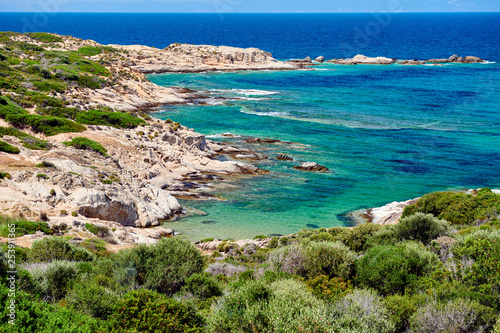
[288,56,312,63]
[328,55,397,65]
[425,54,484,64]
[315,56,325,62]
[293,162,329,172]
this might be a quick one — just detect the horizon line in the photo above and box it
[1,11,499,14]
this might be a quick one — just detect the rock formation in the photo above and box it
[293,162,329,172]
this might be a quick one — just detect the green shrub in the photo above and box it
[77,46,103,56]
[84,223,110,238]
[26,32,63,43]
[494,318,500,333]
[0,126,51,150]
[208,279,333,333]
[364,226,399,248]
[36,173,48,179]
[306,275,352,301]
[29,237,94,262]
[450,229,500,287]
[0,215,51,237]
[108,289,204,333]
[384,294,425,333]
[36,161,56,168]
[0,172,11,179]
[78,239,110,257]
[32,79,67,93]
[112,237,204,296]
[309,232,334,242]
[63,137,107,156]
[26,260,79,301]
[76,109,146,128]
[332,223,383,252]
[394,213,451,245]
[0,97,28,119]
[37,106,79,119]
[183,273,223,299]
[66,281,118,320]
[356,242,439,295]
[409,298,495,333]
[402,189,500,225]
[0,139,19,154]
[6,114,86,136]
[0,284,107,332]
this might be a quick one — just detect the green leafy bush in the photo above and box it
[402,189,500,225]
[6,114,86,136]
[0,139,19,154]
[330,223,383,251]
[29,237,94,262]
[84,223,110,237]
[108,289,204,333]
[76,109,146,128]
[306,275,352,301]
[356,242,439,295]
[183,273,223,299]
[394,213,451,245]
[112,237,204,296]
[63,137,107,156]
[77,46,103,56]
[208,279,333,333]
[25,260,79,301]
[451,229,500,288]
[66,281,118,320]
[0,284,107,332]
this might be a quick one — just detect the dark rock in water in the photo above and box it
[463,56,483,63]
[276,154,294,161]
[245,137,281,144]
[306,224,319,229]
[293,162,329,172]
[269,234,283,237]
[201,220,217,224]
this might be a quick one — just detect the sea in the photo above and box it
[1,13,499,240]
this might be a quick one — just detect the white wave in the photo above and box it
[482,61,496,64]
[206,133,241,138]
[240,109,289,117]
[209,89,279,96]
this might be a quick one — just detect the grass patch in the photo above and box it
[6,114,86,136]
[76,110,146,129]
[0,140,20,154]
[0,215,51,237]
[63,137,107,156]
[25,32,63,43]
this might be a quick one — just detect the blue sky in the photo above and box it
[0,0,498,12]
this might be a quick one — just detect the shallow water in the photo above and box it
[150,62,500,241]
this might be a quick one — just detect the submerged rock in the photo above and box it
[293,162,329,172]
[276,154,294,161]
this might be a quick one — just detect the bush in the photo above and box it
[29,237,94,262]
[450,229,500,287]
[66,281,118,320]
[384,294,425,333]
[112,237,204,296]
[394,213,451,245]
[25,260,79,301]
[208,279,333,333]
[402,189,500,225]
[0,284,106,332]
[306,275,352,301]
[331,289,396,333]
[63,137,107,156]
[108,289,204,333]
[494,318,500,333]
[356,242,439,295]
[77,46,103,56]
[205,262,247,277]
[75,109,146,129]
[333,223,383,251]
[6,114,86,136]
[183,273,223,299]
[409,298,495,333]
[0,139,20,154]
[84,223,110,237]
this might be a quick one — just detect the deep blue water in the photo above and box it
[1,13,499,240]
[0,13,499,61]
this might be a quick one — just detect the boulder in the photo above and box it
[293,162,329,172]
[315,56,325,62]
[462,56,483,63]
[332,55,396,65]
[448,54,460,62]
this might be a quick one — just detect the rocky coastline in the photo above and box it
[0,32,491,251]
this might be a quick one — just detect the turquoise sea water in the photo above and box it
[149,62,500,241]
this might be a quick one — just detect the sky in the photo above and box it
[0,0,498,13]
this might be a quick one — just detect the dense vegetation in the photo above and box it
[1,189,500,332]
[63,137,108,156]
[0,31,148,145]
